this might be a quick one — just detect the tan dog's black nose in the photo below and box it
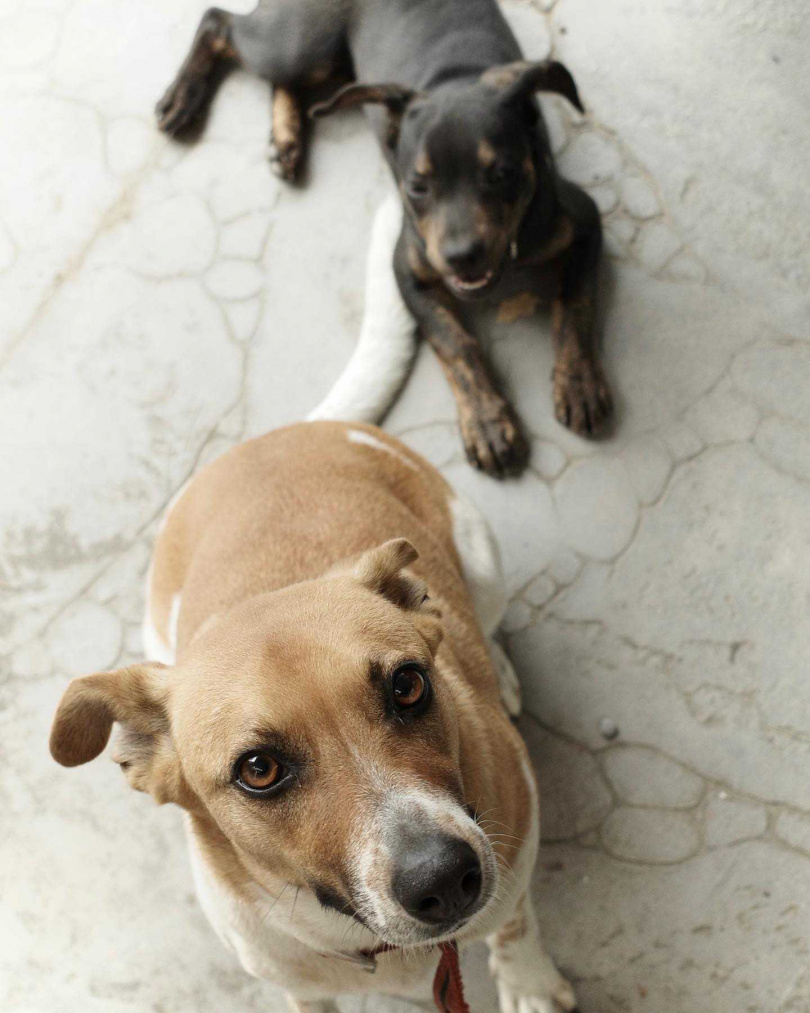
[392,835,482,926]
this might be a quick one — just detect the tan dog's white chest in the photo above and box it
[185,769,538,1005]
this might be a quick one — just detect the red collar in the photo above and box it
[358,940,470,1013]
[431,941,470,1013]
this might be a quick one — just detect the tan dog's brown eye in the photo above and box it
[392,666,428,709]
[237,752,282,791]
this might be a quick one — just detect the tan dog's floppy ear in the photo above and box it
[482,60,584,113]
[310,82,419,148]
[353,538,443,653]
[50,663,186,805]
[353,537,425,609]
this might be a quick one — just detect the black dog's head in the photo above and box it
[313,61,583,299]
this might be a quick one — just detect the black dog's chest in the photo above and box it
[452,266,557,342]
[478,257,558,308]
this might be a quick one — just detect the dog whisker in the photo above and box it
[289,885,301,924]
[258,882,292,930]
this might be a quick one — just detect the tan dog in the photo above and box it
[50,421,575,1013]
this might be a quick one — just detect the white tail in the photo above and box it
[307,192,417,424]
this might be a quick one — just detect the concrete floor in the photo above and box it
[2,0,809,1010]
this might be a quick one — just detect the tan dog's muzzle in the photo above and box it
[350,787,497,946]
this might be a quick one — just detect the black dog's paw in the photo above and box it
[554,359,613,438]
[268,138,303,183]
[461,401,530,479]
[156,76,210,137]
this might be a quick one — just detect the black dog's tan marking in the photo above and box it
[157,0,614,476]
[269,86,306,182]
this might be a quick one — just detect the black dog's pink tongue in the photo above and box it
[433,941,470,1013]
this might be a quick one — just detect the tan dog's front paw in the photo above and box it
[460,401,529,478]
[496,973,578,1013]
[553,359,613,437]
[489,899,578,1013]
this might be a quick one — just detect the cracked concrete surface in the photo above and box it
[1,1,808,1011]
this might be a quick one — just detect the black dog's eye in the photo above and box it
[392,665,429,709]
[406,175,430,199]
[235,752,285,794]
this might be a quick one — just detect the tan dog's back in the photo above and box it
[149,421,496,700]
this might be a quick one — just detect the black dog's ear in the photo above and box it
[482,60,584,113]
[310,82,417,118]
[310,82,419,147]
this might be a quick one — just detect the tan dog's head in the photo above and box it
[50,539,497,946]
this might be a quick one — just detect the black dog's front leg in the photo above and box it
[395,245,529,478]
[549,182,613,436]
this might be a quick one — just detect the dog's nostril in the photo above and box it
[418,895,442,915]
[461,867,482,899]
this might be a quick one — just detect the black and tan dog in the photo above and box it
[157,0,613,477]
